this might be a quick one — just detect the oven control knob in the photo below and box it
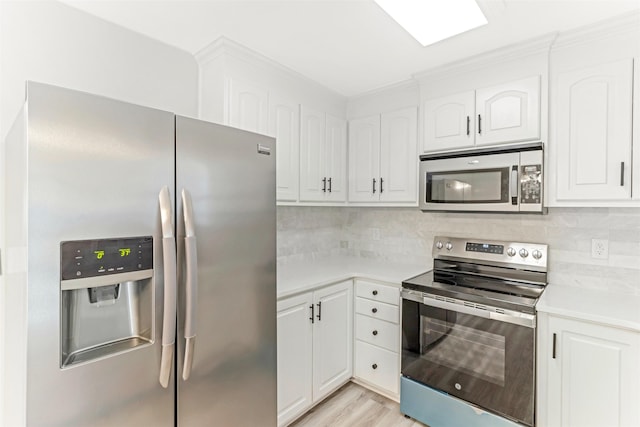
[507,247,517,257]
[445,242,453,251]
[436,241,443,250]
[532,249,543,260]
[519,248,529,258]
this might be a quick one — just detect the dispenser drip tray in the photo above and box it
[62,336,152,367]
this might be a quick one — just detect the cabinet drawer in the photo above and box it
[354,340,399,395]
[355,314,399,352]
[356,280,399,306]
[355,298,398,324]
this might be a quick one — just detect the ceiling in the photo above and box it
[61,0,640,97]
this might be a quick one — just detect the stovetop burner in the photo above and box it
[402,236,548,314]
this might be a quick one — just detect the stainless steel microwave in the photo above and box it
[419,143,545,213]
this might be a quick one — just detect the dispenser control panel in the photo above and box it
[61,236,153,280]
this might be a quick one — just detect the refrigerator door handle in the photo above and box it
[181,189,198,381]
[159,186,177,388]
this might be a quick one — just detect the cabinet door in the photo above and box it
[299,106,326,202]
[312,280,353,402]
[269,95,300,202]
[634,57,640,201]
[277,293,314,427]
[348,115,381,202]
[546,316,640,427]
[325,114,347,202]
[227,78,268,134]
[475,76,540,146]
[556,59,633,201]
[423,91,475,152]
[380,107,418,203]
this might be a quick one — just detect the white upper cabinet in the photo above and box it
[300,106,347,202]
[349,115,381,202]
[349,107,418,204]
[227,78,269,134]
[475,75,541,146]
[423,91,475,152]
[197,40,348,205]
[422,76,541,152]
[555,59,633,201]
[269,95,300,202]
[299,106,325,201]
[379,108,418,202]
[325,114,348,202]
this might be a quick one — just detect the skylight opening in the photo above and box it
[375,0,488,47]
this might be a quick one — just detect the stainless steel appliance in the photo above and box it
[3,82,276,426]
[400,236,548,427]
[419,143,545,213]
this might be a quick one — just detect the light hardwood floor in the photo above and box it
[289,382,427,427]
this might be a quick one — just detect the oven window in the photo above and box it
[402,299,535,426]
[422,317,505,386]
[426,168,509,203]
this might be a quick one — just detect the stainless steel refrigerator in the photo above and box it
[3,82,277,426]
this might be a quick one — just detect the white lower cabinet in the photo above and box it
[353,280,401,398]
[537,313,640,427]
[354,341,399,395]
[277,280,353,426]
[276,292,313,427]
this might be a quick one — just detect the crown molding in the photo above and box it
[413,33,558,80]
[348,79,419,102]
[551,10,640,50]
[413,33,557,82]
[195,36,346,100]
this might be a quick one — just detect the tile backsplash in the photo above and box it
[277,206,640,295]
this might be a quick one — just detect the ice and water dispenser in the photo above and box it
[60,237,154,368]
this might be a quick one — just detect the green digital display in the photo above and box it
[93,248,131,259]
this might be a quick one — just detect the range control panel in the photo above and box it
[433,236,547,269]
[61,236,153,280]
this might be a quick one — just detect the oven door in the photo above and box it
[419,152,520,212]
[401,293,535,427]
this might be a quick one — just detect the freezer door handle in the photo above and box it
[159,186,177,388]
[181,189,198,381]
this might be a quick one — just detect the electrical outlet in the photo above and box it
[371,228,380,241]
[591,239,609,259]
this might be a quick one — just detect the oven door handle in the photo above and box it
[401,290,536,328]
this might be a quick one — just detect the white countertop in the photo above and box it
[277,256,428,299]
[537,284,640,332]
[278,258,640,333]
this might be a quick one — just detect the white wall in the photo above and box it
[0,1,199,420]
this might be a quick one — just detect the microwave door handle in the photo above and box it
[159,186,177,388]
[181,189,198,381]
[510,166,518,205]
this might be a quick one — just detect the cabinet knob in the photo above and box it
[372,290,378,296]
[372,364,378,370]
[371,308,378,314]
[372,330,378,336]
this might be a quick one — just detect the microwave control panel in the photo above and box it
[521,164,541,204]
[60,236,153,280]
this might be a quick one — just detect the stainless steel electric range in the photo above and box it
[400,236,548,427]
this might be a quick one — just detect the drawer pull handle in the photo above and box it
[372,290,378,296]
[371,308,378,313]
[372,364,378,370]
[372,330,378,336]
